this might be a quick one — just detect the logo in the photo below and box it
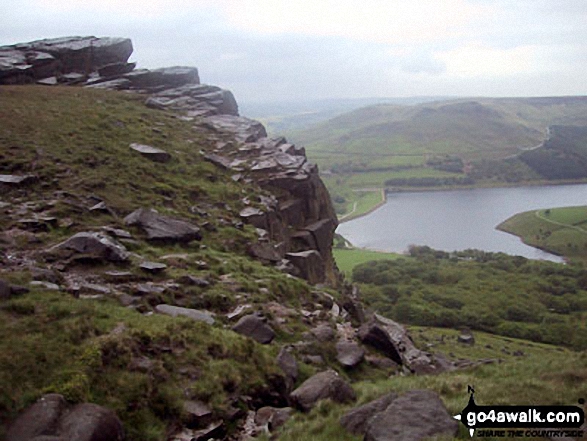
[454,386,585,438]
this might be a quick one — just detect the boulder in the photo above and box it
[129,143,171,162]
[284,250,325,285]
[6,394,125,441]
[6,394,67,441]
[254,406,293,431]
[310,323,335,342]
[51,232,129,262]
[336,341,365,369]
[340,392,397,435]
[155,304,215,325]
[59,403,125,441]
[358,319,403,365]
[358,314,443,374]
[290,370,356,412]
[124,208,201,243]
[183,400,213,429]
[364,390,458,441]
[232,314,275,344]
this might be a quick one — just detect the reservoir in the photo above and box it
[337,184,587,262]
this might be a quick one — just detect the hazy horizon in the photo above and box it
[2,1,586,103]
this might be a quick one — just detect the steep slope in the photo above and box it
[0,36,459,441]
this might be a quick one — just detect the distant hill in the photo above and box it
[240,96,452,135]
[284,96,587,215]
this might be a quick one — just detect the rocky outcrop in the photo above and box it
[1,35,339,286]
[6,393,125,441]
[1,36,132,84]
[0,37,236,116]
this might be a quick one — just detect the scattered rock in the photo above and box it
[336,341,365,369]
[364,390,458,441]
[290,370,356,412]
[340,392,398,436]
[0,174,37,186]
[50,232,129,262]
[139,261,167,273]
[130,143,172,162]
[232,314,275,344]
[155,304,215,325]
[30,281,61,291]
[124,208,201,243]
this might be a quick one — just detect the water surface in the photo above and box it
[337,184,587,262]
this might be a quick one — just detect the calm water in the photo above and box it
[337,184,587,262]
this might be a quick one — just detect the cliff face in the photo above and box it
[0,36,339,285]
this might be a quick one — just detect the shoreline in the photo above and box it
[336,179,587,224]
[338,188,387,224]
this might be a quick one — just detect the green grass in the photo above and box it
[497,205,587,262]
[0,285,283,440]
[333,248,402,276]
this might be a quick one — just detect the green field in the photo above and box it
[498,205,587,262]
[333,247,402,275]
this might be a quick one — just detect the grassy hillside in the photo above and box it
[0,86,327,440]
[498,205,587,263]
[287,97,587,217]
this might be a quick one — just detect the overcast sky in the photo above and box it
[1,0,586,103]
